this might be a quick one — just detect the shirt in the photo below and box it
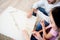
[47,24,58,40]
[32,0,60,15]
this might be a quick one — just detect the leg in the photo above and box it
[37,7,48,16]
[32,7,48,16]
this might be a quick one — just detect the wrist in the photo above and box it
[42,27,45,29]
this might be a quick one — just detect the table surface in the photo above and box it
[0,6,37,40]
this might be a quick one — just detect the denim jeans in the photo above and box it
[31,7,49,40]
[31,21,49,40]
[32,7,48,16]
[36,21,49,31]
[32,7,49,31]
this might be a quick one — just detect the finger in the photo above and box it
[33,34,38,38]
[40,20,45,26]
[40,20,44,23]
[33,33,40,40]
[32,31,37,34]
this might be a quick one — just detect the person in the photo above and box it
[29,0,60,40]
[28,0,60,31]
[32,6,60,40]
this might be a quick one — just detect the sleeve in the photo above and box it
[49,29,58,37]
[32,0,44,9]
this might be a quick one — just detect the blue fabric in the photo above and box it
[32,7,48,16]
[32,7,49,31]
[36,21,49,31]
[37,7,48,16]
[36,22,42,31]
[31,35,37,40]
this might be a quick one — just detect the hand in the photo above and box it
[27,13,32,18]
[32,31,41,40]
[27,10,33,18]
[40,20,45,28]
[22,29,30,40]
[27,8,37,18]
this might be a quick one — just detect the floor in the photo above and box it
[0,34,13,40]
[0,0,38,13]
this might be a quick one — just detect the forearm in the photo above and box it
[38,27,49,33]
[43,27,47,38]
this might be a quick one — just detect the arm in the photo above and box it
[27,8,37,18]
[41,20,53,39]
[43,26,52,39]
[27,0,44,18]
[32,31,43,40]
[38,26,49,33]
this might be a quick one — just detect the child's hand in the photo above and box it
[32,31,42,40]
[40,20,45,28]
